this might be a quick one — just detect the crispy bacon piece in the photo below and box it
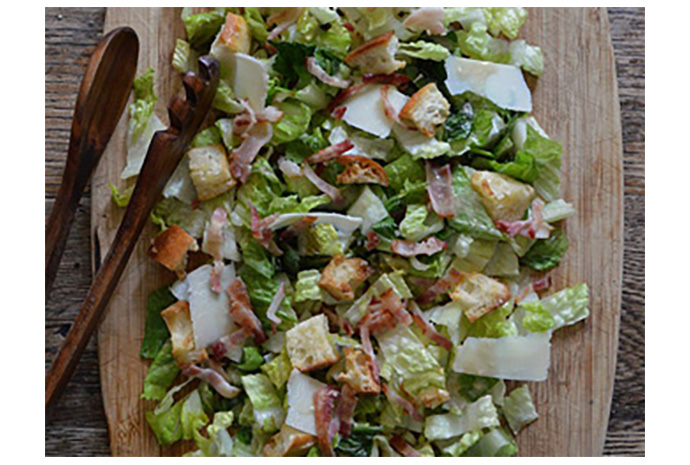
[495,198,553,239]
[362,73,411,88]
[390,435,423,457]
[323,306,355,336]
[266,282,286,327]
[306,57,351,89]
[365,231,381,251]
[302,163,343,202]
[382,384,423,423]
[266,7,303,43]
[358,325,380,383]
[326,83,367,114]
[331,106,347,120]
[426,162,455,219]
[335,384,358,437]
[408,301,453,351]
[417,268,464,305]
[227,278,267,344]
[230,121,273,184]
[249,203,282,256]
[209,328,251,360]
[233,101,283,136]
[207,207,228,293]
[402,7,446,35]
[533,274,552,292]
[391,236,447,258]
[314,386,340,457]
[182,364,242,399]
[380,85,416,130]
[308,140,355,164]
[336,155,390,186]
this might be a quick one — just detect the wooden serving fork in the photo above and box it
[45,55,220,416]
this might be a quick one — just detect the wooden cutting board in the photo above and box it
[91,7,623,457]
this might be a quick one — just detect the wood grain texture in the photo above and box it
[45,7,645,457]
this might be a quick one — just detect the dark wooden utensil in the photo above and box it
[45,27,139,297]
[45,56,220,416]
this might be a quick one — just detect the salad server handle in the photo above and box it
[45,27,139,298]
[45,56,220,417]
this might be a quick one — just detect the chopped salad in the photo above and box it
[110,6,590,457]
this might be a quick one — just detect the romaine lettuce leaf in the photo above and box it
[398,41,450,61]
[261,349,293,389]
[542,199,576,223]
[181,389,210,440]
[183,9,226,48]
[439,431,483,457]
[384,153,426,191]
[465,427,517,457]
[484,7,528,39]
[520,227,569,271]
[293,269,324,302]
[237,346,264,372]
[187,411,235,457]
[503,385,539,434]
[447,166,503,240]
[142,340,180,401]
[241,374,285,433]
[172,39,198,74]
[424,395,499,440]
[272,99,312,145]
[140,286,176,359]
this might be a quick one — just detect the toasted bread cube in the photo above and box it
[263,424,316,457]
[336,155,389,187]
[417,386,450,409]
[344,31,405,75]
[210,13,251,65]
[188,144,235,201]
[147,225,196,272]
[449,272,510,322]
[319,255,372,301]
[399,83,450,137]
[286,314,339,372]
[337,347,381,394]
[160,301,207,367]
[471,170,535,222]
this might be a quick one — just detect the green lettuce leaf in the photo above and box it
[172,39,198,74]
[241,374,285,433]
[424,395,500,440]
[456,22,510,64]
[542,199,576,223]
[520,227,569,271]
[238,346,264,372]
[472,150,539,183]
[301,223,344,256]
[109,183,133,208]
[183,9,226,48]
[130,68,157,142]
[443,107,474,142]
[142,340,180,401]
[483,242,520,277]
[503,385,539,434]
[316,23,352,58]
[465,427,517,457]
[484,7,528,39]
[181,390,210,440]
[466,301,517,338]
[241,236,275,279]
[150,197,208,237]
[519,301,556,333]
[244,7,269,43]
[294,269,323,302]
[521,125,563,201]
[509,40,544,76]
[542,283,589,330]
[261,350,293,389]
[145,380,193,445]
[447,166,503,240]
[188,411,235,457]
[140,286,176,359]
[398,40,450,61]
[271,42,315,88]
[213,80,244,114]
[190,126,222,148]
[236,156,286,218]
[240,266,281,313]
[439,431,483,457]
[384,153,426,191]
[272,99,313,145]
[335,422,384,457]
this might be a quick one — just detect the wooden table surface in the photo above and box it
[44,7,645,456]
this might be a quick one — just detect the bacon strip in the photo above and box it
[379,288,412,327]
[358,325,380,382]
[533,274,552,292]
[426,162,455,219]
[362,73,412,88]
[417,268,463,305]
[182,364,242,399]
[381,85,416,130]
[382,384,423,423]
[402,7,446,35]
[207,207,227,293]
[302,163,343,202]
[227,278,267,344]
[308,140,355,164]
[408,301,453,351]
[266,7,303,43]
[391,236,447,258]
[249,203,282,256]
[306,57,351,89]
[323,306,355,336]
[495,198,553,239]
[365,231,381,251]
[229,121,273,184]
[390,435,423,457]
[314,386,340,457]
[335,384,358,437]
[209,328,251,360]
[266,282,286,326]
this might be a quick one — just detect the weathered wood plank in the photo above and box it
[44,6,645,456]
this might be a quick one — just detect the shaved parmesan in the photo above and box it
[121,113,166,179]
[341,84,408,138]
[444,56,532,112]
[163,155,197,204]
[227,53,269,112]
[286,370,326,435]
[186,264,237,349]
[452,333,551,381]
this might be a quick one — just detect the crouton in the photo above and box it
[286,314,340,372]
[147,225,196,273]
[160,301,208,367]
[188,144,235,201]
[449,272,510,322]
[210,13,251,66]
[319,255,373,301]
[337,347,381,394]
[263,425,316,457]
[344,31,405,75]
[336,155,390,187]
[471,171,535,222]
[399,83,450,137]
[417,386,450,409]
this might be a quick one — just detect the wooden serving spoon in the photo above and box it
[45,27,139,298]
[45,55,220,417]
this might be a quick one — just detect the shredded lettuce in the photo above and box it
[424,395,500,440]
[109,183,133,208]
[261,350,293,389]
[398,41,450,61]
[520,227,569,271]
[140,286,176,359]
[272,99,313,144]
[503,385,539,434]
[142,340,180,401]
[465,427,517,457]
[448,166,503,240]
[294,270,324,303]
[241,374,285,433]
[183,9,226,48]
